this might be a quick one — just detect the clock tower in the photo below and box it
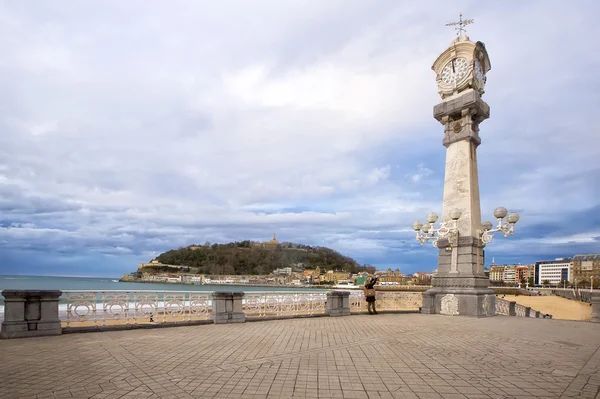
[420,27,496,317]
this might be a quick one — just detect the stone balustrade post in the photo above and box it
[508,301,516,316]
[590,296,600,323]
[326,291,350,317]
[211,292,245,324]
[421,292,435,314]
[1,290,62,339]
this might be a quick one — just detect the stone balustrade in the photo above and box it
[495,297,552,319]
[550,288,599,303]
[0,289,568,339]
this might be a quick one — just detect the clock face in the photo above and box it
[474,58,485,86]
[441,57,468,85]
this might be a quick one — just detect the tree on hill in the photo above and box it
[145,241,373,275]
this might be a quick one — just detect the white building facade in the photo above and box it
[534,258,572,286]
[502,266,517,284]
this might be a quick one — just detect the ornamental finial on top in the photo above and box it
[446,13,474,36]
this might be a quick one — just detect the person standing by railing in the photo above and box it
[364,276,378,315]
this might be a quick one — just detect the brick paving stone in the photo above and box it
[0,314,599,398]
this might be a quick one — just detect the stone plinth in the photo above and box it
[590,296,600,323]
[325,291,350,317]
[422,288,495,317]
[1,290,62,339]
[211,292,245,324]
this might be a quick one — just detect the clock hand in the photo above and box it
[451,59,455,73]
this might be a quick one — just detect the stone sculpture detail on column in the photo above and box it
[440,294,459,316]
[482,295,493,316]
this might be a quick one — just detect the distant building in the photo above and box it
[272,267,292,276]
[502,266,517,285]
[489,266,504,283]
[325,270,350,283]
[534,258,572,286]
[528,266,536,281]
[253,233,280,249]
[355,275,368,286]
[571,254,600,286]
[138,260,187,269]
[412,272,432,285]
[378,268,405,283]
[516,265,530,283]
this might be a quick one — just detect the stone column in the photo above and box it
[590,296,600,323]
[325,291,350,317]
[421,91,495,317]
[211,292,245,324]
[1,290,62,339]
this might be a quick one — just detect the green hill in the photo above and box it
[141,240,374,275]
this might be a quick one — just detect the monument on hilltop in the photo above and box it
[412,14,521,317]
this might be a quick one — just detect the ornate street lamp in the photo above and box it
[479,207,520,245]
[413,206,520,248]
[412,209,462,250]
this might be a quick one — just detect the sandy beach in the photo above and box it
[498,295,592,321]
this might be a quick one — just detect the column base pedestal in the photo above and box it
[421,287,496,317]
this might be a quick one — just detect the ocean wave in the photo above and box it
[3,277,27,280]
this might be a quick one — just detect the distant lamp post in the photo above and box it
[413,209,462,250]
[479,207,520,245]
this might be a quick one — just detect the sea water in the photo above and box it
[0,274,325,292]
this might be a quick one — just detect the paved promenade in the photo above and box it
[1,314,599,399]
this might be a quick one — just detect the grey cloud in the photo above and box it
[1,2,599,276]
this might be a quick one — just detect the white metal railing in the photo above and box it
[349,291,422,313]
[242,292,327,318]
[495,297,510,315]
[62,291,211,327]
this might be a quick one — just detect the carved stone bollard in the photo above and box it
[590,296,600,323]
[326,291,350,317]
[211,292,245,324]
[524,306,531,317]
[535,311,541,318]
[1,290,62,339]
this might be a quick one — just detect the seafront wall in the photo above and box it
[0,288,570,339]
[550,288,598,303]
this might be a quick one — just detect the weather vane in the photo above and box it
[446,13,474,36]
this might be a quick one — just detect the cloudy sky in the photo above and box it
[1,1,599,277]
